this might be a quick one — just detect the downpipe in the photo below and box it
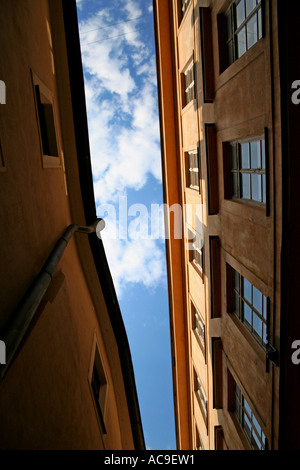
[0,219,105,383]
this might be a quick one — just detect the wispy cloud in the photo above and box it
[78,0,165,298]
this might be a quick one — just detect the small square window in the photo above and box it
[188,229,204,278]
[186,149,200,191]
[183,61,195,107]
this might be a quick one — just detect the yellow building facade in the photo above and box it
[154,0,300,450]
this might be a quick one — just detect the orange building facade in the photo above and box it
[0,0,144,450]
[154,0,300,450]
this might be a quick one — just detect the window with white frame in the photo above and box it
[188,229,203,275]
[228,138,266,205]
[187,149,200,190]
[183,61,195,106]
[225,0,263,68]
[193,307,206,353]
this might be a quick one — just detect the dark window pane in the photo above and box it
[232,172,239,197]
[234,270,240,291]
[231,144,238,169]
[227,40,235,65]
[234,292,241,316]
[242,173,251,199]
[226,10,233,38]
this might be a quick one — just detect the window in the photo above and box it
[32,71,61,168]
[89,339,108,434]
[226,138,266,205]
[228,266,268,348]
[181,0,191,17]
[233,381,267,450]
[186,149,200,190]
[193,306,206,355]
[183,61,195,107]
[188,229,204,277]
[194,371,208,423]
[225,0,263,68]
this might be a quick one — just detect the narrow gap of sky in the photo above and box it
[75,0,176,450]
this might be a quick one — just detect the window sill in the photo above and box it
[228,411,252,450]
[189,260,204,282]
[227,312,266,365]
[181,98,197,116]
[42,154,62,169]
[177,1,193,33]
[193,329,206,362]
[222,198,269,226]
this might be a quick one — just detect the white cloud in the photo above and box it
[123,0,142,19]
[78,1,166,298]
[76,0,85,10]
[100,229,166,298]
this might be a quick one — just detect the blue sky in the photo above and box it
[76,0,176,450]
